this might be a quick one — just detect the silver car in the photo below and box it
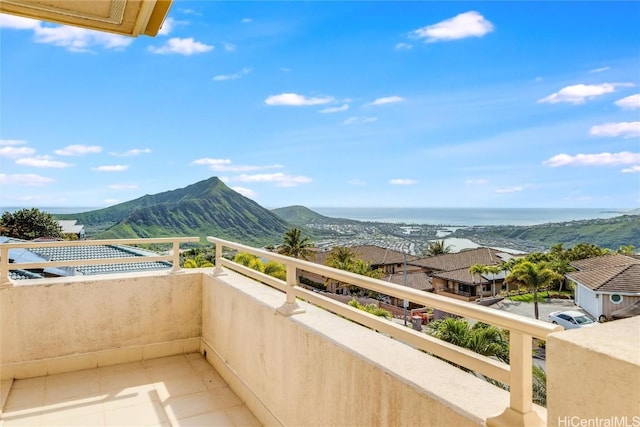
[548,310,596,329]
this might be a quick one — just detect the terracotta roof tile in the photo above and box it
[567,264,640,294]
[383,271,433,291]
[570,253,640,271]
[409,247,519,272]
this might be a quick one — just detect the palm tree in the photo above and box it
[427,318,509,363]
[468,263,486,298]
[183,253,214,268]
[325,246,356,270]
[278,227,313,260]
[485,265,502,297]
[423,239,452,257]
[505,261,562,319]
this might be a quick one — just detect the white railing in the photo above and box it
[208,237,562,427]
[0,237,200,285]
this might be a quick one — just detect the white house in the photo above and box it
[568,254,640,322]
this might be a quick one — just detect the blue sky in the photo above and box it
[1,1,639,209]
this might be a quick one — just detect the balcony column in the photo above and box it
[487,331,544,427]
[212,242,225,276]
[276,263,305,316]
[0,246,13,288]
[170,241,182,273]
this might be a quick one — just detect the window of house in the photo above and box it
[609,294,623,304]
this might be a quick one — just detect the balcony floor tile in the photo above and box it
[0,353,261,427]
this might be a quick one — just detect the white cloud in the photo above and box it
[103,199,120,205]
[0,146,36,158]
[235,173,312,187]
[543,152,640,167]
[368,96,405,106]
[157,17,175,36]
[231,186,256,198]
[319,104,349,113]
[265,93,334,106]
[0,14,39,30]
[395,42,413,51]
[222,42,237,52]
[389,179,417,185]
[241,18,253,24]
[16,156,72,168]
[589,122,640,139]
[148,38,213,55]
[342,116,378,125]
[108,184,139,190]
[0,173,54,186]
[465,179,488,185]
[0,14,131,52]
[110,148,152,157]
[589,66,611,73]
[495,186,523,193]
[55,144,102,156]
[92,165,129,172]
[412,11,494,43]
[538,83,634,104]
[0,139,27,146]
[213,68,251,81]
[192,158,282,172]
[622,165,640,173]
[615,94,640,110]
[179,8,201,16]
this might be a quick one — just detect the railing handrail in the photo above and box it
[208,236,560,426]
[0,237,200,282]
[208,237,559,340]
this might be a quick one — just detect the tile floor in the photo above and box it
[0,353,261,427]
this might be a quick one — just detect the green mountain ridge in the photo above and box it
[56,177,290,245]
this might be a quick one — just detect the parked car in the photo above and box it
[548,310,596,329]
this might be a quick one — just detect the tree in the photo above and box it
[183,253,214,268]
[505,261,562,319]
[278,227,312,260]
[423,239,452,257]
[0,208,63,240]
[616,245,636,255]
[325,246,356,270]
[427,317,509,363]
[468,263,486,298]
[485,265,502,297]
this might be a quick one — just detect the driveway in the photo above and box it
[489,298,582,322]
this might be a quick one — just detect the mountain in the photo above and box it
[56,177,291,245]
[271,205,332,225]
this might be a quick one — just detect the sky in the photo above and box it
[1,1,639,210]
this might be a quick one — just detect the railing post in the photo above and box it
[487,330,544,427]
[276,262,305,316]
[0,245,13,288]
[170,240,181,273]
[212,242,225,276]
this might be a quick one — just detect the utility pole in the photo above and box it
[403,252,408,326]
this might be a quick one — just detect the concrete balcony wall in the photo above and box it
[0,271,202,379]
[201,270,513,427]
[547,317,640,426]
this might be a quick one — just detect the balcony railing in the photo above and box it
[0,237,200,286]
[0,236,562,426]
[209,237,562,427]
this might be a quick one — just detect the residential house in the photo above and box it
[57,220,86,240]
[410,247,519,301]
[568,253,640,321]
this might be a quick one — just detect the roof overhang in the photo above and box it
[0,0,173,37]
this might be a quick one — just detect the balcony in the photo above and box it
[1,237,638,426]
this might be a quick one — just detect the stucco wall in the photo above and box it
[0,271,202,369]
[201,270,512,427]
[547,316,640,426]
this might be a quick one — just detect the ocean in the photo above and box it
[309,207,631,226]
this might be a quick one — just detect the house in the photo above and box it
[568,253,640,321]
[57,220,86,240]
[410,247,519,301]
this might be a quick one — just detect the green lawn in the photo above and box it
[508,290,573,303]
